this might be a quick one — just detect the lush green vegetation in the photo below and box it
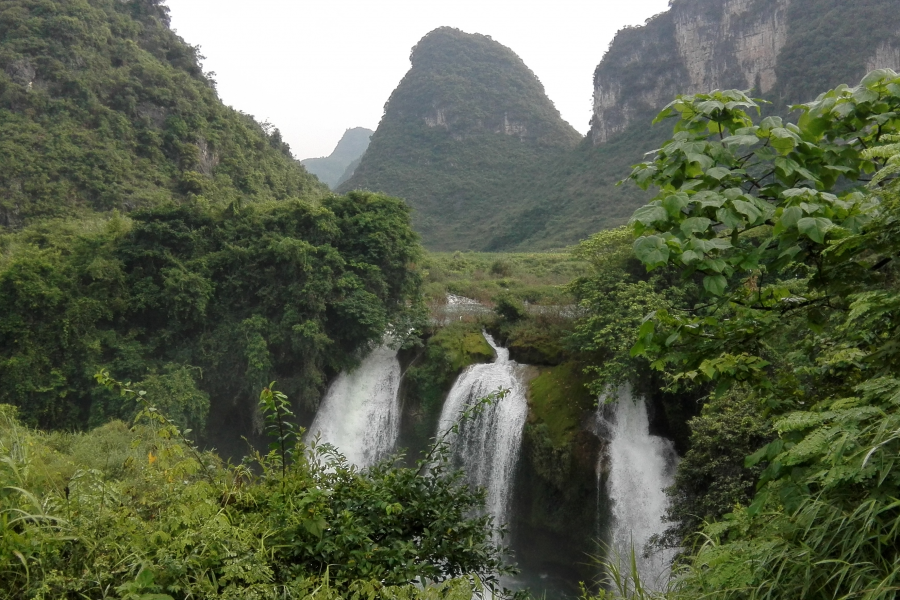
[485,125,667,252]
[10,1,900,598]
[422,250,589,304]
[339,27,581,251]
[0,0,326,228]
[0,4,533,597]
[400,321,495,446]
[773,0,900,104]
[0,192,422,450]
[527,362,596,448]
[0,383,516,599]
[581,69,900,599]
[568,226,692,394]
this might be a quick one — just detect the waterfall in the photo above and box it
[599,387,679,590]
[436,332,528,530]
[307,344,401,468]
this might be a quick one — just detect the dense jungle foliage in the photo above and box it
[0,2,529,597]
[0,0,326,228]
[0,191,423,445]
[0,0,428,450]
[8,0,900,598]
[580,69,900,599]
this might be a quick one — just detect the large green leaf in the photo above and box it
[663,193,689,217]
[630,205,668,227]
[732,199,762,223]
[779,206,803,229]
[797,216,834,244]
[706,166,732,180]
[633,235,671,267]
[770,128,800,154]
[681,217,713,236]
[703,274,727,296]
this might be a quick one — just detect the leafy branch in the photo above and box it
[417,388,509,476]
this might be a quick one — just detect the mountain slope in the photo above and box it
[499,0,900,250]
[0,0,326,229]
[301,127,372,189]
[338,27,581,251]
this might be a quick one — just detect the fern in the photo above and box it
[863,134,900,187]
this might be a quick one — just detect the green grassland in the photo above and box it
[422,250,590,305]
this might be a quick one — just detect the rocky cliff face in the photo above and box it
[674,0,790,95]
[868,41,900,72]
[591,0,900,144]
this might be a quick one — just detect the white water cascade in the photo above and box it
[436,333,529,531]
[307,344,401,469]
[599,387,679,589]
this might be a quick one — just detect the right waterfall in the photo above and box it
[598,386,679,590]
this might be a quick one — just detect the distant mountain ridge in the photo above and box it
[338,27,581,251]
[301,127,372,189]
[339,2,900,251]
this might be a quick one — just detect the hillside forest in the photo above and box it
[3,0,900,599]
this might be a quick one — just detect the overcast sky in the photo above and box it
[164,0,671,160]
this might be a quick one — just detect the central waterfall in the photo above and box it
[437,333,528,531]
[307,344,401,468]
[599,388,679,590]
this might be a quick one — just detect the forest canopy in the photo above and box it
[0,192,424,445]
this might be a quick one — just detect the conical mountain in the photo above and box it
[0,0,326,229]
[338,27,581,250]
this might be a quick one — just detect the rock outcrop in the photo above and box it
[591,0,900,145]
[867,41,900,73]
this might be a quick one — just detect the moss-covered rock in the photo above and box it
[397,323,494,458]
[527,362,597,447]
[508,361,604,594]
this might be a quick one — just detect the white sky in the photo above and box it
[164,0,672,160]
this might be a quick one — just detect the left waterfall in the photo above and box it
[307,344,402,468]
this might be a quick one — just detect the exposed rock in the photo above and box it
[673,0,790,95]
[197,138,219,177]
[591,0,900,145]
[867,40,900,72]
[5,59,35,86]
[423,108,448,128]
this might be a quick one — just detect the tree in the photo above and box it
[624,69,900,598]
